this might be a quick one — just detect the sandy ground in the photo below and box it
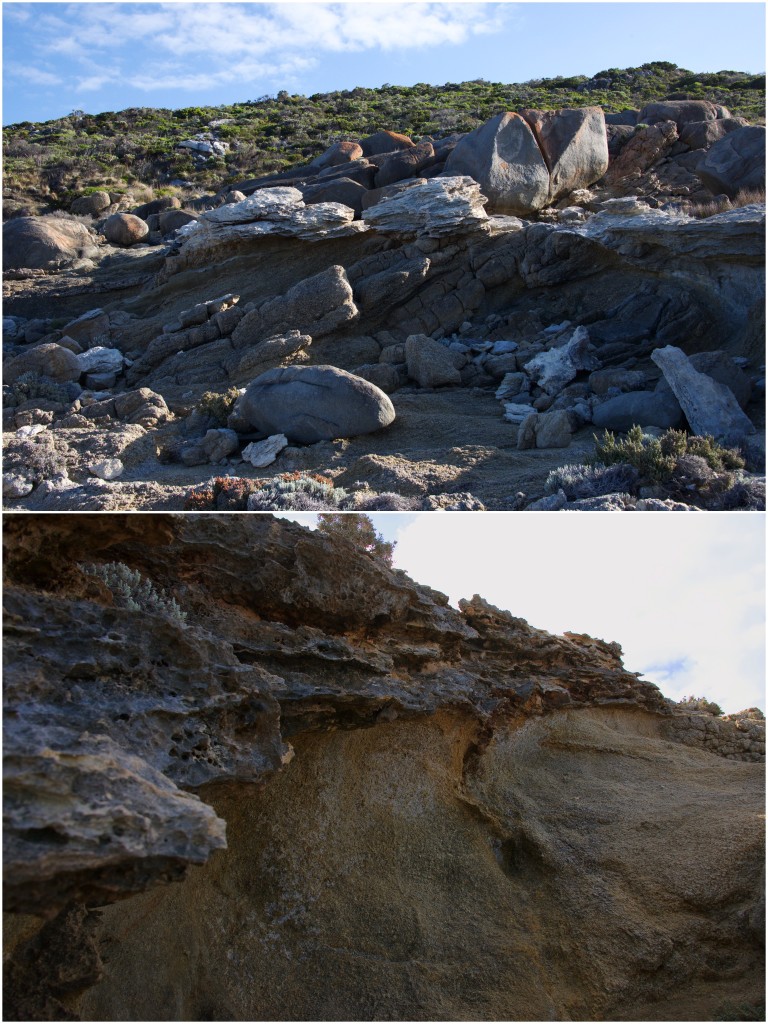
[3,387,602,511]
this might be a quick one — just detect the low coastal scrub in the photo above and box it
[4,62,764,207]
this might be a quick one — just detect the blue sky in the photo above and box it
[277,512,766,715]
[3,1,766,125]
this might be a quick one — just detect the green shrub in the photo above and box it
[677,695,724,716]
[246,471,349,511]
[185,471,349,511]
[316,513,395,565]
[592,426,744,485]
[196,388,240,427]
[79,561,186,623]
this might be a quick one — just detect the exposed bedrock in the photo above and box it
[3,515,765,1021]
[34,197,757,408]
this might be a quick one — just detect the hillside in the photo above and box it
[3,61,765,212]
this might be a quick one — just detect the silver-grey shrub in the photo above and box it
[545,462,639,500]
[80,561,186,623]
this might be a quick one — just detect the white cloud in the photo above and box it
[7,64,63,86]
[76,73,118,92]
[15,2,515,94]
[391,513,765,714]
[127,55,315,92]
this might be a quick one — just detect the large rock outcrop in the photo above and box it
[3,216,98,271]
[3,515,764,1022]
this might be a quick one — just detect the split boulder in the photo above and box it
[443,112,550,215]
[521,106,609,201]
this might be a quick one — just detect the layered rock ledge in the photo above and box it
[3,515,765,1021]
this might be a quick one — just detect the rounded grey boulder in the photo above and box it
[696,126,766,199]
[104,213,149,246]
[3,216,96,271]
[70,191,111,216]
[231,365,396,443]
[592,391,684,432]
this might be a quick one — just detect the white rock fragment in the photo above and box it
[16,424,47,437]
[36,475,77,496]
[76,346,124,374]
[242,434,289,468]
[524,326,599,395]
[88,458,124,480]
[3,474,34,498]
[503,402,536,424]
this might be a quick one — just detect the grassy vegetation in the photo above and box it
[3,62,764,210]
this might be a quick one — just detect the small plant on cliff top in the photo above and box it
[677,695,724,717]
[316,513,395,566]
[80,561,186,623]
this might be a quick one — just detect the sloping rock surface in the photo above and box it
[3,515,764,1021]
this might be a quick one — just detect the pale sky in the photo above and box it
[3,1,766,124]
[276,512,766,715]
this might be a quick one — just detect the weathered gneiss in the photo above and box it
[3,515,764,1021]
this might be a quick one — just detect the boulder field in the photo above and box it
[2,514,764,1022]
[2,103,765,511]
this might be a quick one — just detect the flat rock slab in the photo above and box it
[651,345,755,446]
[242,434,289,468]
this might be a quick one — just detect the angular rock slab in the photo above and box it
[443,112,550,215]
[242,433,288,468]
[522,106,609,201]
[233,365,396,443]
[696,126,766,199]
[3,726,227,915]
[405,334,462,387]
[651,345,755,446]
[232,266,357,347]
[363,176,488,236]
